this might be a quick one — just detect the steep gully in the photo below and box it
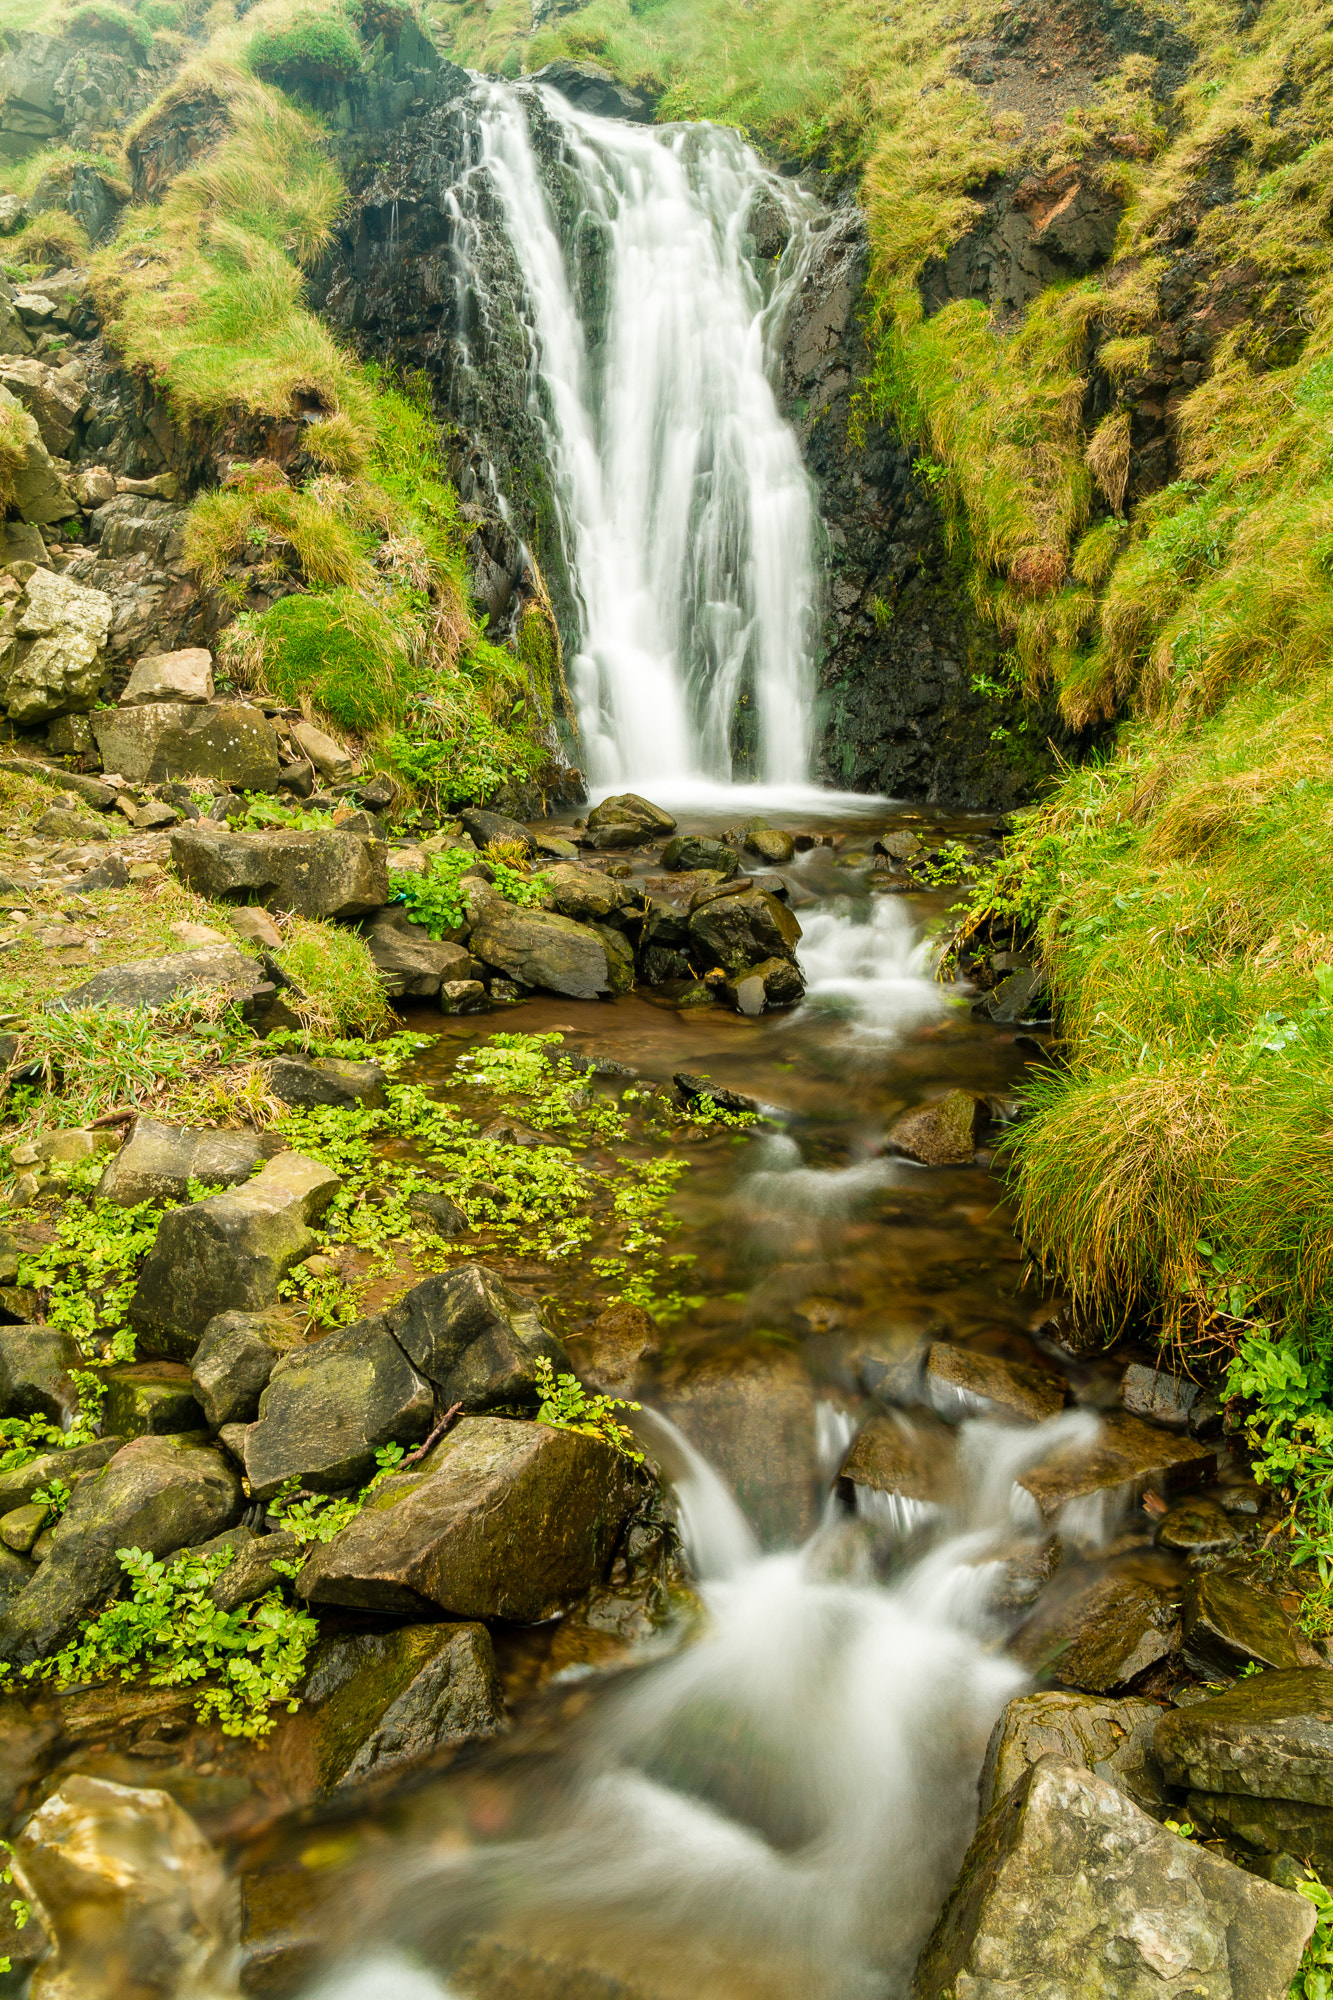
[214,88,1292,2000]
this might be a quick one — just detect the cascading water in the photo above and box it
[467,81,824,791]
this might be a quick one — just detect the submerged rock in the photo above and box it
[1153,1669,1333,1803]
[297,1415,638,1622]
[1155,1494,1240,1557]
[242,1317,434,1500]
[1015,1410,1215,1522]
[302,1621,504,1791]
[980,1689,1168,1817]
[886,1090,984,1166]
[839,1410,956,1510]
[914,1755,1315,1998]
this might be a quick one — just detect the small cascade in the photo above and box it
[460,80,825,789]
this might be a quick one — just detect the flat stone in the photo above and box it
[1155,1669,1333,1804]
[887,1089,984,1166]
[1015,1410,1216,1522]
[90,701,280,791]
[1156,1495,1240,1556]
[302,1621,504,1791]
[267,1055,386,1109]
[582,793,675,850]
[297,1415,639,1622]
[1012,1569,1180,1693]
[0,1324,80,1422]
[1182,1569,1303,1676]
[0,1435,242,1663]
[384,1264,570,1412]
[541,862,633,923]
[118,648,213,706]
[1122,1361,1202,1428]
[169,822,387,920]
[189,1310,283,1429]
[47,945,259,1017]
[924,1343,1065,1424]
[364,906,471,997]
[128,1152,338,1359]
[468,901,610,1000]
[915,1756,1315,1999]
[242,1317,433,1500]
[97,1115,278,1206]
[980,1690,1169,1816]
[33,803,115,842]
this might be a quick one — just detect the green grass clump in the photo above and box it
[246,589,413,732]
[269,914,394,1041]
[63,3,155,59]
[247,11,365,83]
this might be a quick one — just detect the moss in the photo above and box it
[63,3,155,59]
[249,589,415,734]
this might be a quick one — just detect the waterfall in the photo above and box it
[469,80,824,791]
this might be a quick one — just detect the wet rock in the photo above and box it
[267,1054,387,1109]
[592,920,636,992]
[840,1410,956,1510]
[661,834,740,876]
[47,944,259,1017]
[242,1317,433,1501]
[542,861,633,923]
[672,1073,771,1118]
[924,1343,1065,1424]
[1156,1495,1240,1556]
[129,1152,339,1359]
[1122,1360,1203,1428]
[1182,1569,1303,1676]
[915,1756,1315,2000]
[975,967,1050,1023]
[13,1774,237,2000]
[723,954,805,1013]
[531,57,657,121]
[117,647,213,706]
[298,1415,638,1622]
[1192,1789,1333,1871]
[302,1621,504,1791]
[96,1114,279,1206]
[0,1435,242,1663]
[583,792,676,849]
[1,565,111,722]
[687,888,801,978]
[384,1263,570,1412]
[168,822,388,919]
[980,1690,1169,1816]
[468,900,610,999]
[1155,1669,1333,1804]
[0,1437,121,1514]
[441,978,487,1013]
[364,906,471,997]
[0,1323,79,1421]
[568,1301,659,1396]
[99,1362,206,1439]
[1015,1410,1216,1522]
[209,1529,299,1613]
[458,807,536,855]
[1013,1570,1180,1693]
[743,824,796,864]
[91,701,282,791]
[886,1090,984,1166]
[408,1189,470,1237]
[189,1309,281,1429]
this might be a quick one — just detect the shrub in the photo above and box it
[247,14,365,85]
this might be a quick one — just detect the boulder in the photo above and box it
[541,862,633,923]
[1154,1669,1333,1804]
[242,1317,432,1500]
[99,1362,205,1439]
[384,1264,570,1412]
[1012,1570,1180,1692]
[363,906,471,998]
[914,1756,1316,1999]
[288,718,353,783]
[301,1622,504,1791]
[980,1689,1169,1816]
[267,1054,387,1109]
[297,1415,638,1621]
[0,385,76,525]
[1015,1410,1216,1522]
[90,702,281,791]
[168,823,388,920]
[0,566,111,722]
[33,802,115,842]
[887,1090,984,1166]
[0,1435,242,1663]
[0,1324,80,1422]
[13,1774,236,2000]
[190,1310,281,1430]
[48,946,259,1017]
[924,1343,1066,1424]
[468,901,610,999]
[0,355,86,457]
[723,955,805,1014]
[743,825,796,864]
[1156,1495,1239,1556]
[583,793,676,849]
[128,1153,339,1359]
[687,889,801,977]
[1181,1569,1303,1676]
[458,808,535,855]
[96,1115,279,1207]
[839,1412,956,1512]
[591,920,635,992]
[1122,1361,1202,1428]
[661,835,739,877]
[117,648,213,706]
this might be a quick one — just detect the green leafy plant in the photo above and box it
[241,794,336,830]
[0,1840,30,1978]
[269,1441,407,1546]
[396,848,549,941]
[0,1372,106,1474]
[534,1353,643,1462]
[1292,1869,1333,1998]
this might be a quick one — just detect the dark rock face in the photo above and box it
[190,1311,282,1430]
[384,1263,570,1412]
[302,1622,504,1791]
[242,1319,434,1500]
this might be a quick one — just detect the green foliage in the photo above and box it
[9,1003,238,1121]
[269,1441,407,1545]
[14,1159,185,1360]
[1293,1870,1333,1998]
[65,3,155,57]
[25,1545,317,1738]
[396,847,549,939]
[243,589,415,733]
[534,1353,643,1462]
[241,794,336,830]
[1227,1324,1333,1633]
[0,1372,105,1475]
[0,1842,30,1979]
[247,13,365,84]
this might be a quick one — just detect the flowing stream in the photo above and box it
[468,82,823,789]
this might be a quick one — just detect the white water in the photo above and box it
[797,893,958,1037]
[473,82,824,789]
